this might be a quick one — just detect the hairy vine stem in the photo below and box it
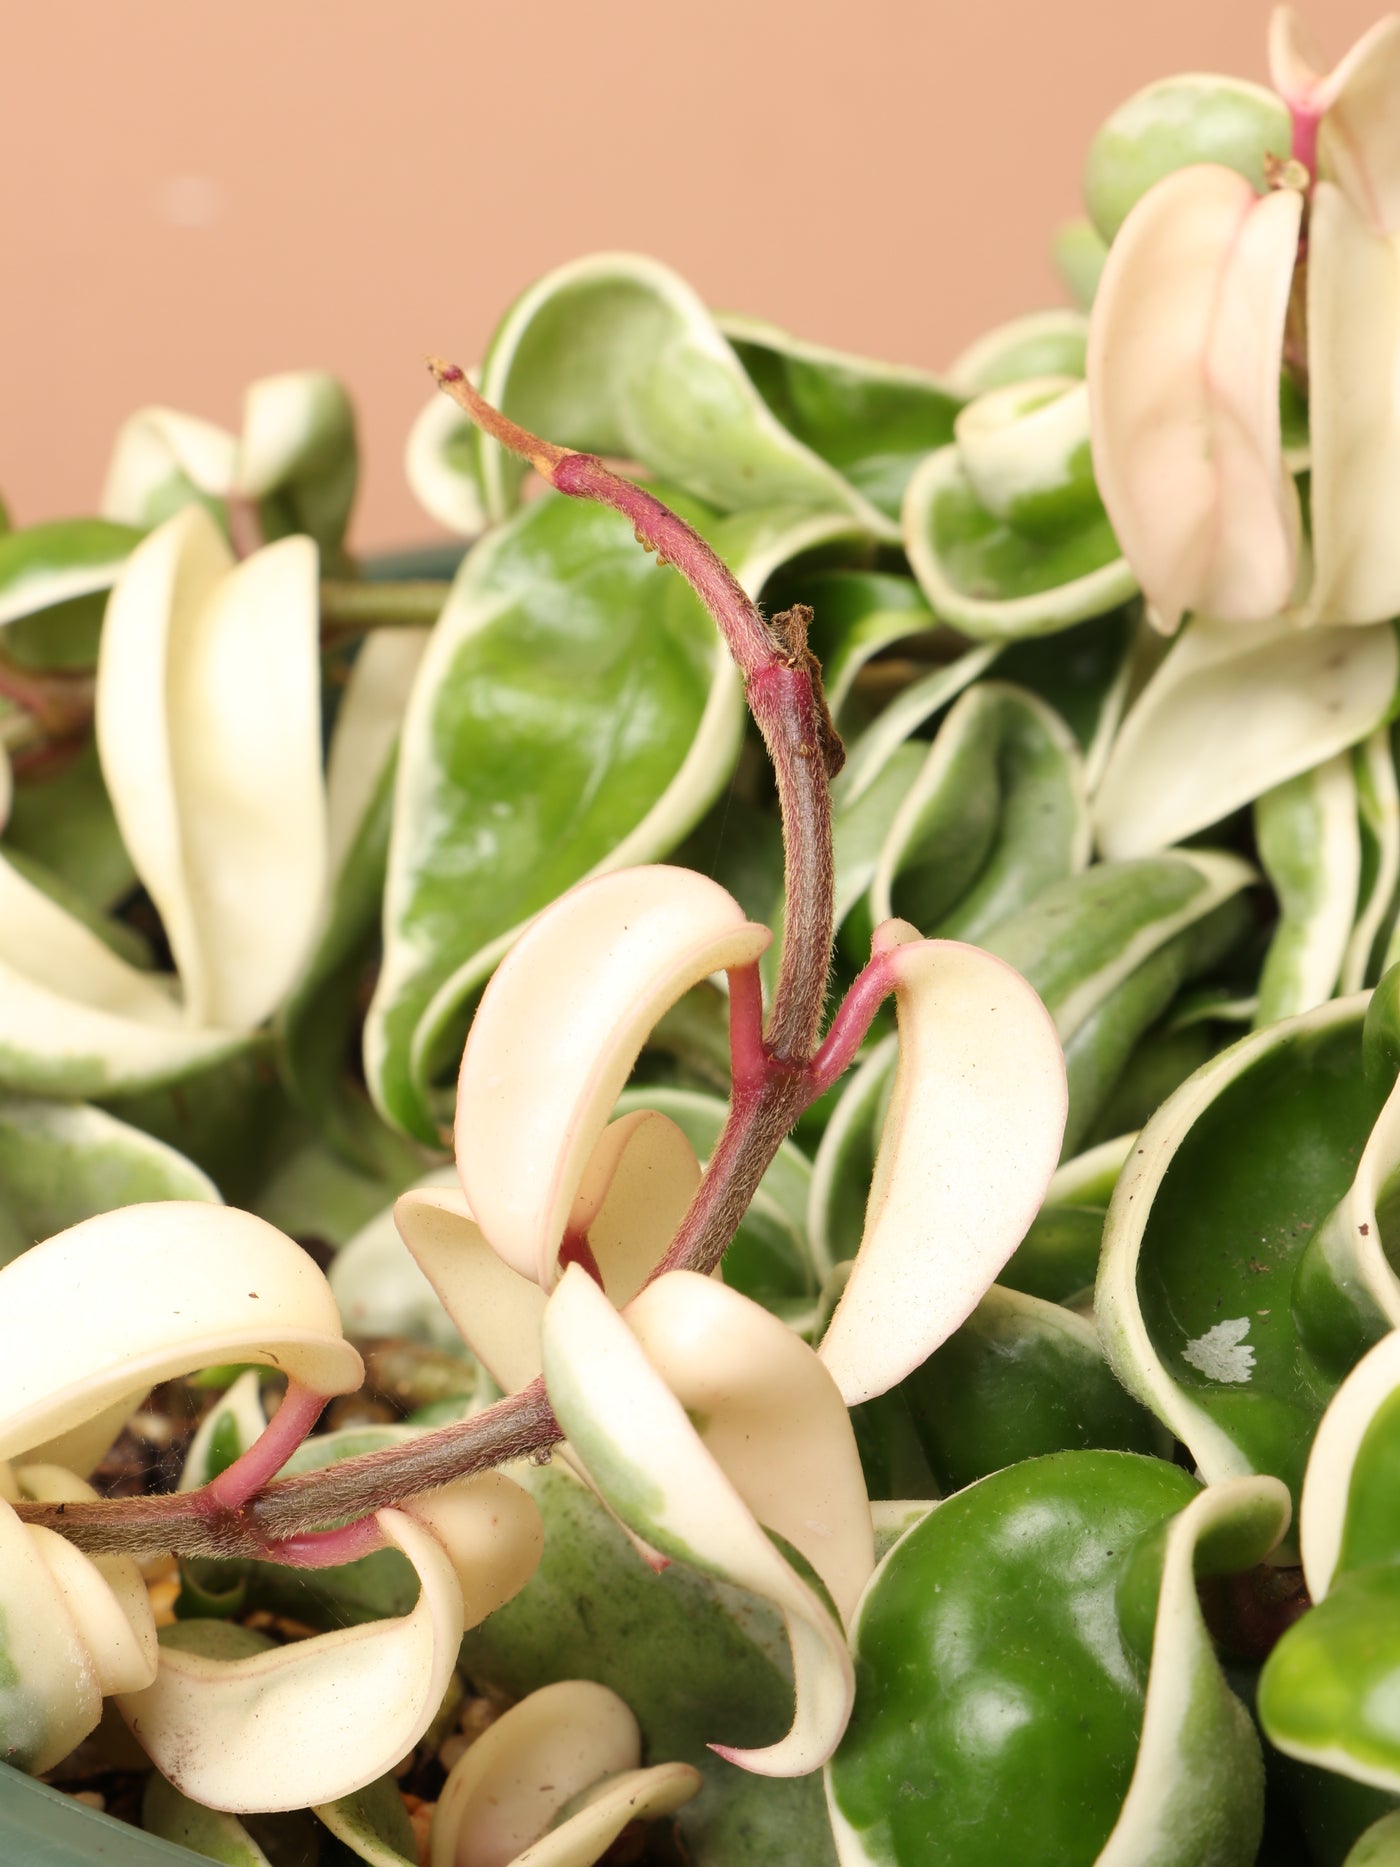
[20,369,871,1560]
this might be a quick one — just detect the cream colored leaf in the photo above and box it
[542,1267,856,1776]
[1087,164,1302,633]
[118,1505,463,1812]
[97,506,327,1032]
[455,867,768,1286]
[430,1680,699,1867]
[0,1203,361,1466]
[818,930,1067,1406]
[1297,1330,1400,1602]
[1093,612,1397,857]
[395,1185,547,1395]
[0,1501,104,1774]
[1305,183,1400,624]
[625,1268,873,1623]
[405,1474,545,1630]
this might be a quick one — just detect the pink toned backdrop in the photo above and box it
[0,0,1380,549]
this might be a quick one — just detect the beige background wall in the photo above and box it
[0,0,1384,549]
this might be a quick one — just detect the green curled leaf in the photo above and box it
[1097,995,1400,1520]
[718,313,962,521]
[827,1452,1287,1867]
[903,379,1136,641]
[456,253,890,534]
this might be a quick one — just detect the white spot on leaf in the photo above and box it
[1183,1317,1255,1384]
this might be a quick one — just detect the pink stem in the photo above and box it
[804,950,900,1102]
[1291,102,1322,180]
[264,1514,387,1569]
[727,961,768,1098]
[202,1382,327,1515]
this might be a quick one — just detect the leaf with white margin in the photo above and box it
[826,1452,1288,1867]
[1086,165,1303,634]
[101,408,237,528]
[1270,8,1400,235]
[460,252,891,535]
[1305,184,1400,625]
[98,506,327,1034]
[104,373,358,558]
[0,853,248,1101]
[120,1475,542,1813]
[902,385,1137,642]
[1347,728,1400,991]
[1097,991,1400,1520]
[236,371,357,560]
[455,867,765,1287]
[0,1463,159,1776]
[718,312,962,522]
[868,681,1090,945]
[1344,1812,1400,1866]
[367,494,853,1143]
[406,383,489,536]
[816,928,1066,1405]
[1260,1329,1400,1795]
[0,518,143,636]
[834,644,999,809]
[0,1093,218,1272]
[947,309,1088,393]
[542,1266,864,1776]
[984,850,1255,1152]
[1092,612,1398,858]
[0,1202,362,1472]
[399,1111,701,1397]
[430,1678,701,1867]
[1254,753,1362,1026]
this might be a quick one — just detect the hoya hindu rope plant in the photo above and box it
[5,5,1400,1864]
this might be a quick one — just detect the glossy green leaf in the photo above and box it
[1001,1202,1106,1304]
[901,1283,1161,1491]
[1255,754,1361,1026]
[0,1094,218,1270]
[903,380,1136,640]
[993,603,1138,791]
[981,850,1255,1151]
[720,313,962,520]
[868,680,1089,943]
[1082,74,1290,243]
[947,310,1089,394]
[459,1459,838,1867]
[1346,1812,1400,1866]
[835,645,999,810]
[464,252,889,533]
[1097,995,1400,1517]
[827,1453,1287,1867]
